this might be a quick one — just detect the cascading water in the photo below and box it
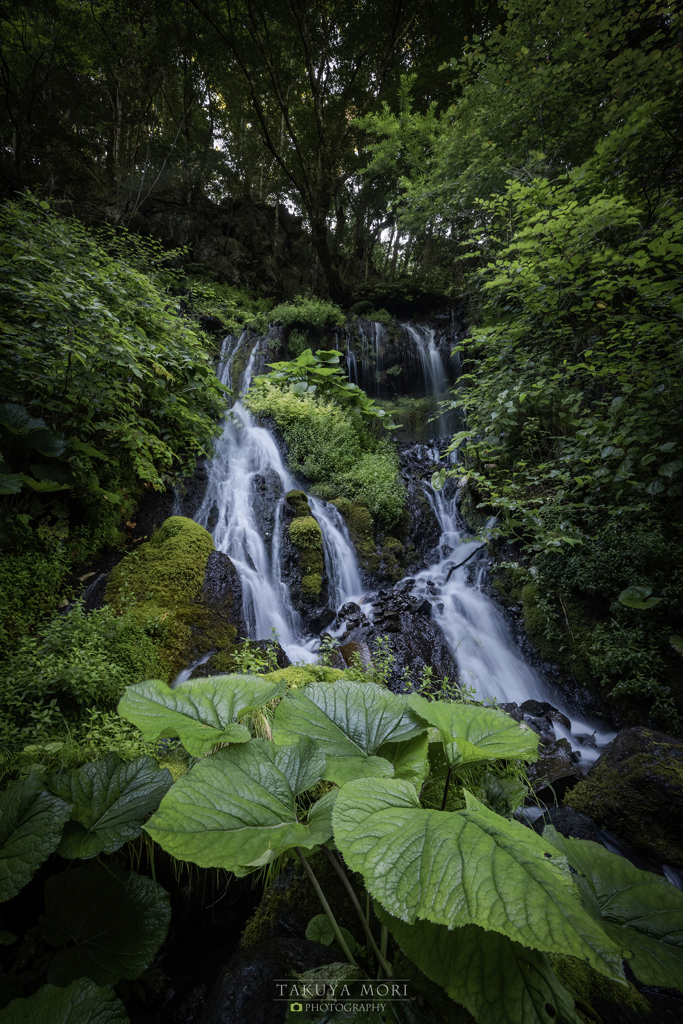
[192,332,363,664]
[403,323,452,435]
[309,497,363,609]
[405,464,615,763]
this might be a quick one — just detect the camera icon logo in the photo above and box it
[290,1003,303,1012]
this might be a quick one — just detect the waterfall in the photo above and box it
[191,333,363,664]
[406,475,615,763]
[309,497,363,609]
[403,323,451,435]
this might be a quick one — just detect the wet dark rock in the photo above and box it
[565,727,683,865]
[499,702,524,722]
[308,608,335,634]
[200,939,335,1024]
[520,699,571,732]
[527,738,583,802]
[416,599,432,616]
[202,551,246,639]
[531,805,597,843]
[338,639,372,669]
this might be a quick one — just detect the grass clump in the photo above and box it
[269,296,346,332]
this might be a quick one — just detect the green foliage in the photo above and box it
[269,296,346,332]
[133,673,681,1024]
[42,860,171,986]
[0,195,224,522]
[48,753,173,860]
[0,603,165,763]
[180,277,273,336]
[245,383,405,529]
[0,551,70,651]
[0,978,128,1024]
[145,738,332,871]
[0,775,71,902]
[117,675,286,755]
[272,680,427,785]
[255,347,396,427]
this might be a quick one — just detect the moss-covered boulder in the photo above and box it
[105,516,243,679]
[281,491,325,605]
[565,726,683,865]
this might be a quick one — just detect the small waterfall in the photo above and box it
[403,324,451,435]
[191,333,362,664]
[357,319,385,396]
[408,478,615,764]
[309,497,363,609]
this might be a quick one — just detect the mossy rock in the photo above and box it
[332,497,379,573]
[565,726,683,865]
[262,664,347,689]
[105,516,239,679]
[381,535,405,583]
[285,489,311,519]
[301,572,322,597]
[288,516,322,549]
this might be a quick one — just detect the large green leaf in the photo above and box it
[0,978,128,1024]
[378,734,430,787]
[117,675,285,755]
[273,681,426,784]
[544,828,683,991]
[0,776,72,903]
[145,738,329,870]
[407,696,539,770]
[48,753,173,859]
[42,861,171,986]
[377,907,582,1024]
[333,780,623,980]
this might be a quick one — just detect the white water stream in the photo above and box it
[192,333,363,664]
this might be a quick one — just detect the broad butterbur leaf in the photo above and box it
[117,674,285,755]
[273,681,426,784]
[617,586,662,610]
[305,914,359,953]
[333,780,623,980]
[145,738,330,871]
[48,752,173,859]
[42,860,171,986]
[0,978,128,1024]
[544,827,683,991]
[376,908,582,1024]
[407,695,539,770]
[0,775,72,902]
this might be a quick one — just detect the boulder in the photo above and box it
[105,517,242,679]
[565,726,683,865]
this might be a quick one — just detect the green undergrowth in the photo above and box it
[489,509,683,731]
[0,603,162,782]
[245,381,405,529]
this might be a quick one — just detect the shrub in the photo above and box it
[0,551,70,651]
[269,295,346,331]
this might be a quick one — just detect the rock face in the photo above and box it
[331,580,458,690]
[127,195,316,298]
[565,727,683,865]
[499,700,583,800]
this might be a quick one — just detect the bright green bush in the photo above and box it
[0,603,164,755]
[245,383,405,528]
[0,194,225,546]
[269,295,346,331]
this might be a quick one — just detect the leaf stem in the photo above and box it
[294,847,359,968]
[440,765,454,811]
[322,844,393,977]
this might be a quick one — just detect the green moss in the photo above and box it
[301,572,322,596]
[286,489,311,518]
[521,582,559,660]
[332,497,379,572]
[105,516,231,678]
[565,734,683,864]
[548,954,650,1020]
[263,664,347,689]
[289,516,322,549]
